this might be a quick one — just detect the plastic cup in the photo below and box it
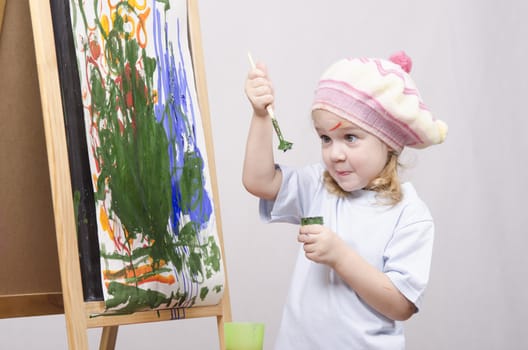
[224,322,265,350]
[300,216,324,225]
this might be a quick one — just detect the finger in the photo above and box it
[297,233,310,243]
[245,83,273,101]
[251,85,273,97]
[303,242,315,254]
[248,66,268,80]
[304,250,321,262]
[250,94,273,107]
[246,83,272,98]
[255,62,268,74]
[305,250,316,259]
[299,224,323,235]
[247,78,273,93]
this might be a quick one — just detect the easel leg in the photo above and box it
[99,326,119,350]
[217,315,226,350]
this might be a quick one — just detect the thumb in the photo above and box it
[255,62,269,76]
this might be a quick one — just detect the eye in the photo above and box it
[320,135,331,144]
[345,134,358,143]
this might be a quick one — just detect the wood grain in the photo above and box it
[0,0,6,36]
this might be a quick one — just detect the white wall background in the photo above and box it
[2,0,527,349]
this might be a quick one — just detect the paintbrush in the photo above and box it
[247,52,293,152]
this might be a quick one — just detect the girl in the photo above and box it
[243,52,447,349]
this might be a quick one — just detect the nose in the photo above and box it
[329,142,346,162]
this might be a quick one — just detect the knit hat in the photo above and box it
[312,51,448,153]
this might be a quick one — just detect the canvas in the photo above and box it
[60,0,224,314]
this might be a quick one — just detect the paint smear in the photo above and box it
[329,121,342,131]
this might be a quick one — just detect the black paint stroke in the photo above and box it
[49,0,103,301]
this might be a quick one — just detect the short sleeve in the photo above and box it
[259,164,324,225]
[259,165,302,224]
[383,203,434,311]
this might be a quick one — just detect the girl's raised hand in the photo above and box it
[245,63,274,118]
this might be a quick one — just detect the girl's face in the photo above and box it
[313,109,390,192]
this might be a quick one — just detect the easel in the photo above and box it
[0,0,231,348]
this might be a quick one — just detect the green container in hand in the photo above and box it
[301,216,324,225]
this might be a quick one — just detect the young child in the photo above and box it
[243,51,447,349]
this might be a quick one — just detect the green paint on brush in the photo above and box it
[271,118,293,152]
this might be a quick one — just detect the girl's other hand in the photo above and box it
[245,63,274,118]
[298,225,346,267]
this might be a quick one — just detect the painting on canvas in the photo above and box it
[51,0,224,314]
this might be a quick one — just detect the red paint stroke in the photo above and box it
[329,121,342,131]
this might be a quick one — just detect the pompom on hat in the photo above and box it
[312,51,448,153]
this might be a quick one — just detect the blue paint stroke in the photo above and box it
[151,2,213,239]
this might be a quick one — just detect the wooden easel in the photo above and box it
[0,0,231,348]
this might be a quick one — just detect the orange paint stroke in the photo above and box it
[108,0,119,9]
[136,8,151,48]
[103,260,175,286]
[103,273,175,289]
[104,262,155,280]
[100,206,115,242]
[138,274,176,285]
[92,174,98,189]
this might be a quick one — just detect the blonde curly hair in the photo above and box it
[323,152,402,205]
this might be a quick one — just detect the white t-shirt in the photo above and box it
[260,163,434,350]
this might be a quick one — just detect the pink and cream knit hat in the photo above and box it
[312,51,448,153]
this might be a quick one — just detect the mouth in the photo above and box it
[335,170,352,177]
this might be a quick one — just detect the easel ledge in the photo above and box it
[0,294,223,328]
[84,303,225,328]
[0,293,64,319]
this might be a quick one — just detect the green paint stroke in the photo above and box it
[105,281,171,314]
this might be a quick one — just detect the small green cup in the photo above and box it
[224,322,265,350]
[301,216,324,225]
